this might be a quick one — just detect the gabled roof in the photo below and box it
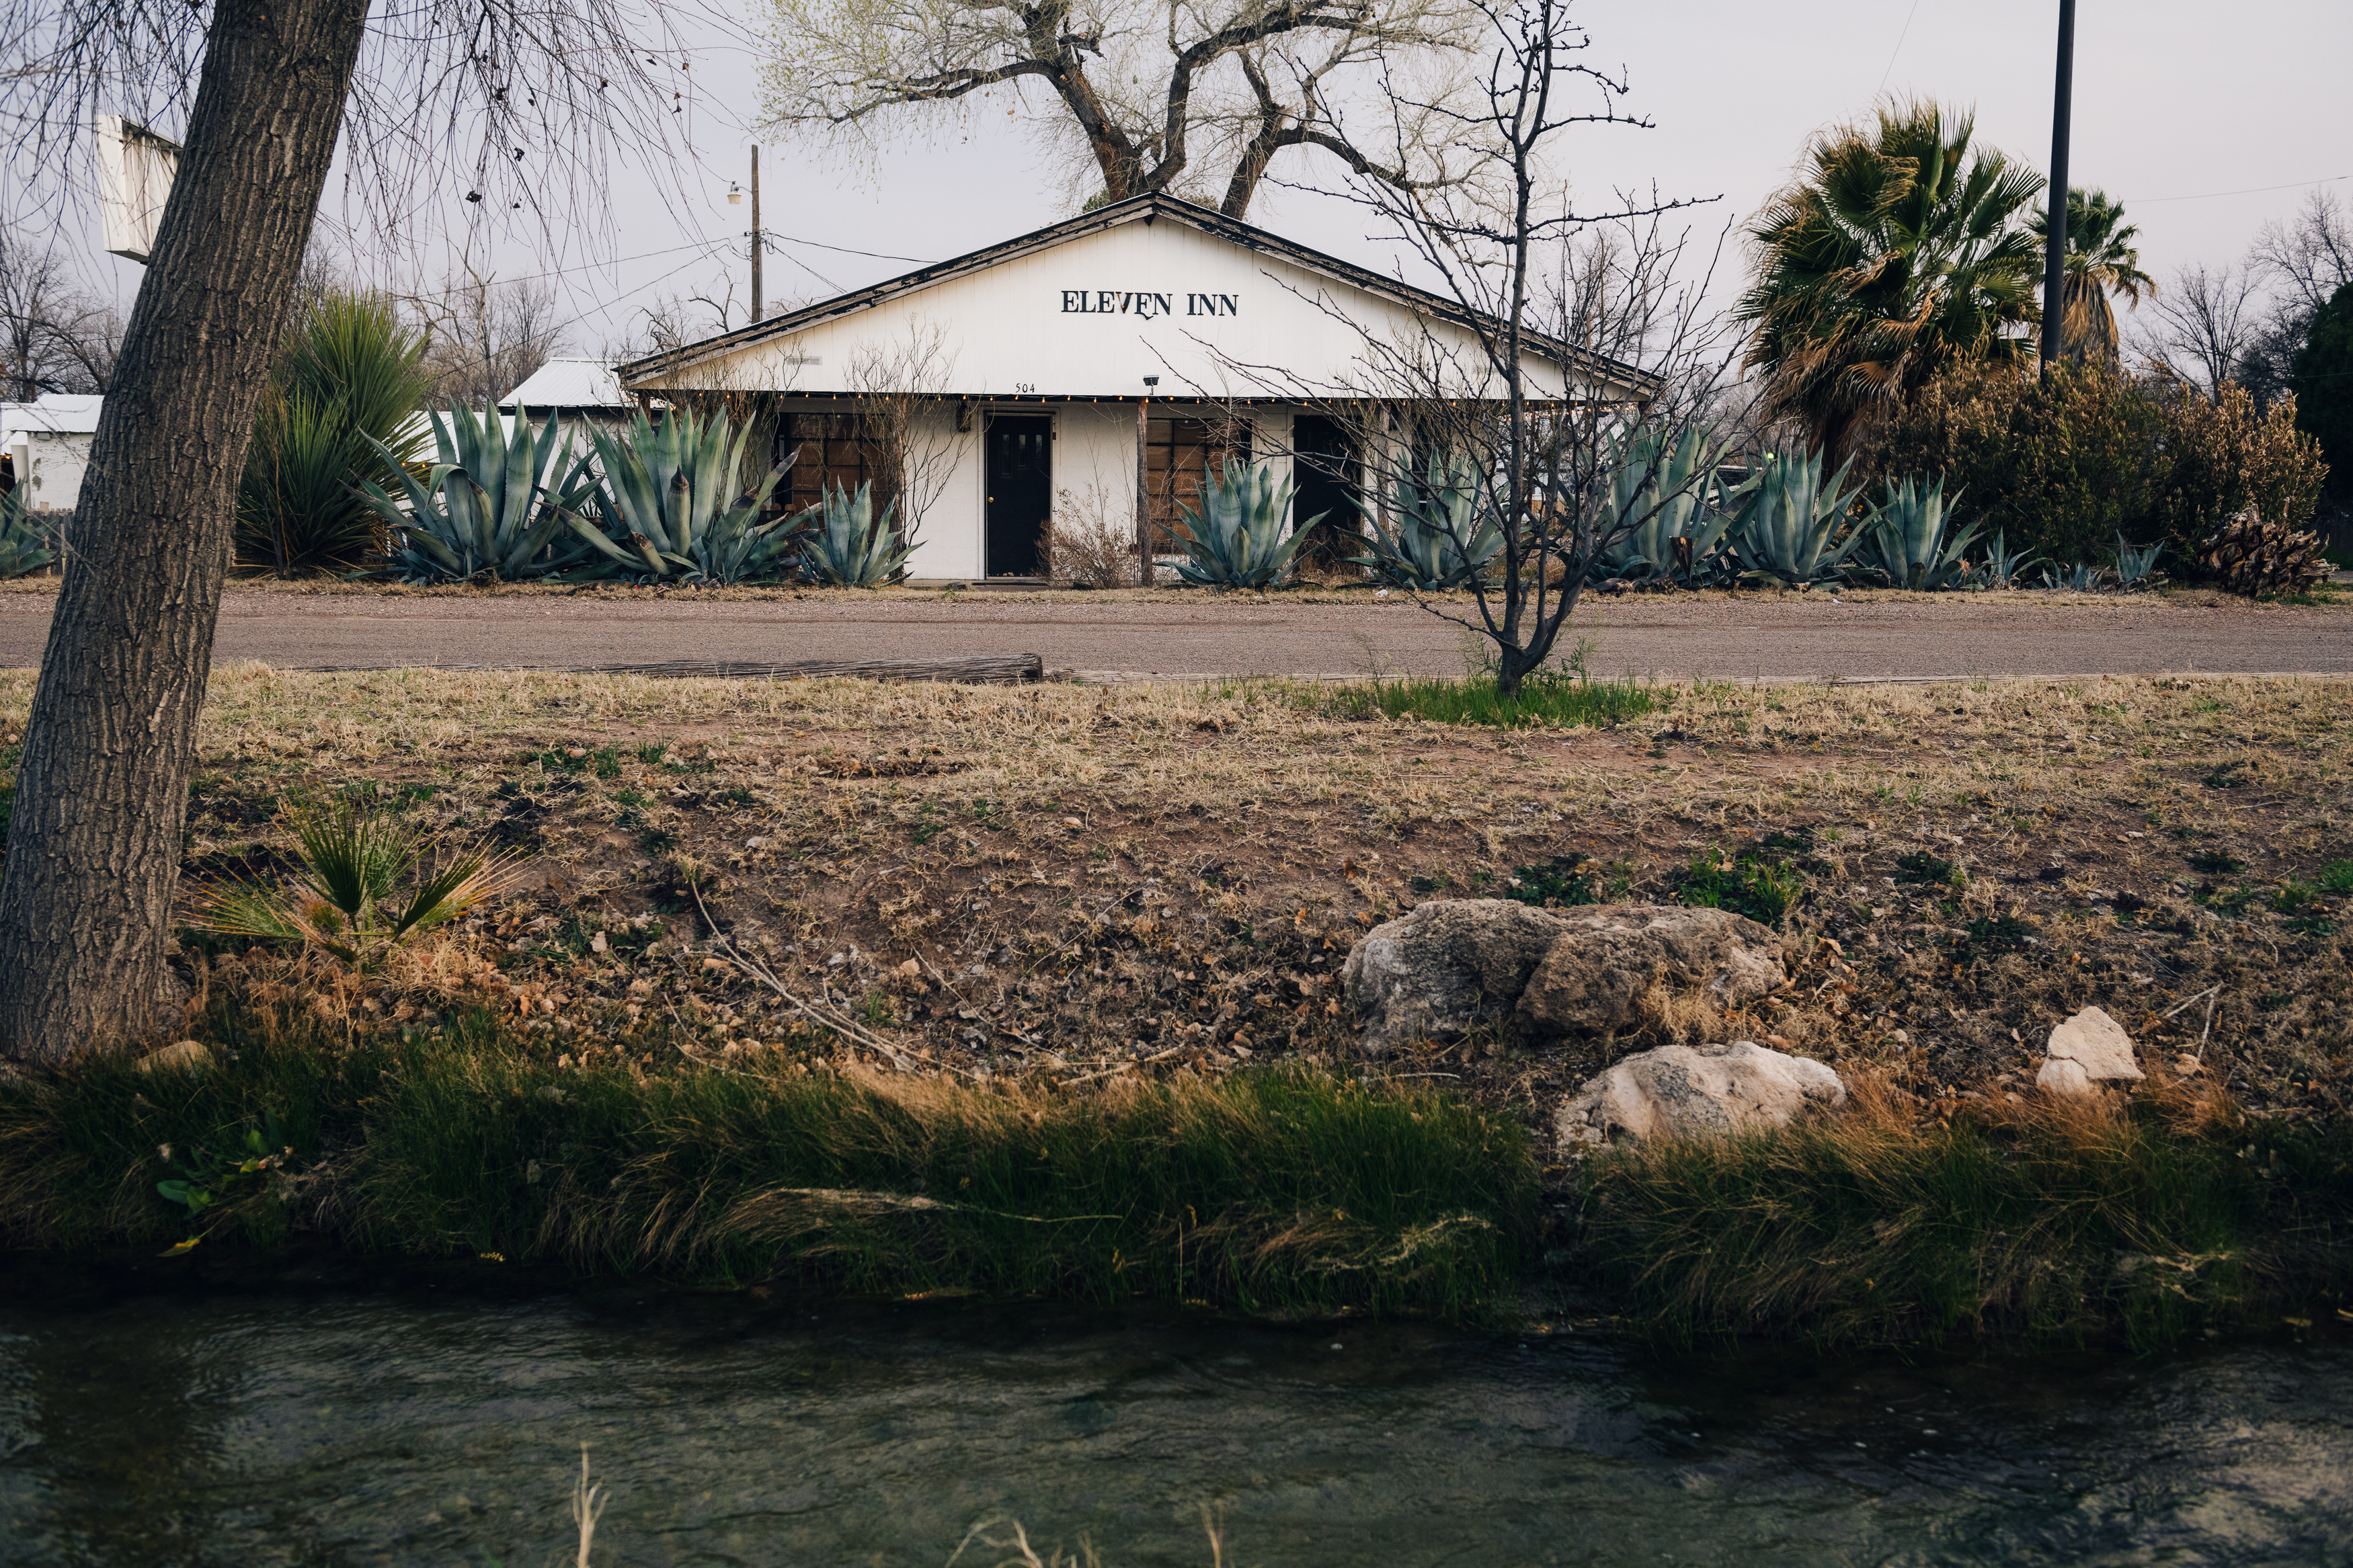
[500,356,627,412]
[1,395,105,436]
[618,193,1653,396]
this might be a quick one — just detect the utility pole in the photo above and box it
[750,145,764,324]
[2040,0,2076,381]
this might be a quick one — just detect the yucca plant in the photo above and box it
[184,795,522,968]
[1849,475,1981,589]
[358,401,603,582]
[237,292,432,575]
[1349,450,1500,589]
[1593,425,1734,583]
[1726,450,1871,587]
[0,488,55,578]
[1174,457,1321,588]
[568,405,797,583]
[798,480,914,587]
[2113,533,2167,590]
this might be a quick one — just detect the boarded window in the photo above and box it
[1146,415,1251,543]
[776,412,888,518]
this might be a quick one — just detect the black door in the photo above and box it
[1289,415,1361,567]
[985,416,1053,577]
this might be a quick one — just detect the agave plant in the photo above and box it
[358,401,602,582]
[1349,450,1502,589]
[1849,475,1981,590]
[1970,529,2040,588]
[1593,425,1734,582]
[1726,451,1871,587]
[569,405,797,584]
[185,794,522,968]
[2039,560,2111,592]
[0,488,55,579]
[799,481,915,587]
[2113,533,2167,591]
[1174,457,1321,588]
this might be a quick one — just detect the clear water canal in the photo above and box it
[1,1270,2348,1565]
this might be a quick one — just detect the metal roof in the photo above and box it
[618,194,1657,398]
[498,356,627,412]
[1,395,105,437]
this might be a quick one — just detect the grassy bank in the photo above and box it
[1578,1082,2353,1348]
[0,1009,1534,1319]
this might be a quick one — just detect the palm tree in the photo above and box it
[1734,99,2046,470]
[2027,187,2157,368]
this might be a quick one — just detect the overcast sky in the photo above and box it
[53,0,2353,360]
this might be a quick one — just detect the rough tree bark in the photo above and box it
[0,0,372,1063]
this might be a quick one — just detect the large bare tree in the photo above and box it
[0,228,119,398]
[0,0,687,1063]
[758,0,1489,217]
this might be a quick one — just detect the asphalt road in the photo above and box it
[1,587,2348,682]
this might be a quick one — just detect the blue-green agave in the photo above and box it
[1849,474,1981,589]
[1175,458,1321,588]
[358,401,601,582]
[1350,450,1502,589]
[568,405,797,584]
[0,488,56,579]
[1595,425,1735,582]
[799,481,915,587]
[1726,451,1871,586]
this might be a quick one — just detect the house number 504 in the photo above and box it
[1012,382,1036,394]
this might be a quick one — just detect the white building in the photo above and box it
[498,356,635,441]
[619,194,1650,583]
[1,395,104,513]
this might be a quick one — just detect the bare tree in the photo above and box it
[846,317,961,550]
[415,271,570,404]
[0,0,690,1063]
[0,229,118,397]
[2135,261,2261,400]
[2251,189,2353,317]
[1218,0,1723,695]
[758,0,1492,217]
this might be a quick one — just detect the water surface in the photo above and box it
[1,1268,2346,1565]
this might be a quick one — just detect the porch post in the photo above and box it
[1135,395,1151,585]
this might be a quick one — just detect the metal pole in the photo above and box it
[1135,394,1152,585]
[2040,0,2075,380]
[750,145,764,324]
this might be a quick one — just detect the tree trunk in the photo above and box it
[0,0,370,1063]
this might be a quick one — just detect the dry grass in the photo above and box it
[0,665,2348,1133]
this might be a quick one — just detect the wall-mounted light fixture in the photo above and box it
[727,181,742,206]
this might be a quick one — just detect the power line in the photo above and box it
[2126,173,2348,205]
[1877,0,1925,94]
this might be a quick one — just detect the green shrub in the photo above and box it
[1310,670,1657,729]
[235,292,431,575]
[1864,364,2327,573]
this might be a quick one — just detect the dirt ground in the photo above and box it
[3,664,2346,1139]
[3,577,2348,681]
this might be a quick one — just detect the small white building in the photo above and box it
[619,195,1650,583]
[1,395,104,513]
[498,356,635,441]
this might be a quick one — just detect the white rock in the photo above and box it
[138,1040,212,1073]
[1556,1040,1845,1149]
[2038,1005,2143,1095]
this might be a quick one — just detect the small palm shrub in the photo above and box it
[358,401,604,582]
[1175,457,1319,588]
[569,405,797,583]
[185,795,521,968]
[1350,450,1499,589]
[2195,508,2330,596]
[0,488,56,579]
[236,292,431,575]
[799,480,914,587]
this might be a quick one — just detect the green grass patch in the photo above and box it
[1308,670,1657,730]
[0,1012,1536,1320]
[1577,1090,2353,1349]
[1667,845,1806,924]
[2318,860,2353,896]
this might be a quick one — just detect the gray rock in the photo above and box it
[138,1040,212,1073]
[1557,1040,1845,1148]
[2036,1005,2143,1095]
[1515,905,1784,1039]
[1341,899,1578,1055]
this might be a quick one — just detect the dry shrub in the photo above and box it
[1046,482,1140,587]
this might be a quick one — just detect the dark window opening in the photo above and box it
[1146,415,1250,546]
